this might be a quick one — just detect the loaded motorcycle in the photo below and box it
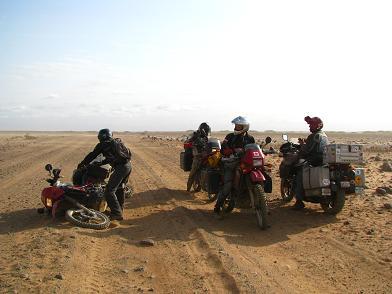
[279,134,365,214]
[195,138,222,201]
[38,164,110,229]
[180,138,222,201]
[219,137,274,230]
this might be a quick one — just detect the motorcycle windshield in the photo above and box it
[208,138,221,150]
[244,143,262,153]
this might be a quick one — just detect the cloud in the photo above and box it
[43,93,60,100]
[0,105,29,118]
[155,104,201,112]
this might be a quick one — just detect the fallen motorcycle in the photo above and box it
[38,164,110,229]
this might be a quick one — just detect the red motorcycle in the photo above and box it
[38,164,110,230]
[220,137,274,229]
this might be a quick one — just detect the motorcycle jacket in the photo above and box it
[299,130,329,166]
[187,130,209,154]
[80,138,131,168]
[221,132,255,156]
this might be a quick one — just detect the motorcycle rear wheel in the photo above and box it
[320,188,346,215]
[66,209,110,230]
[280,178,294,202]
[254,184,269,230]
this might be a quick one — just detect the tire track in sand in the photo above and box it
[127,145,241,292]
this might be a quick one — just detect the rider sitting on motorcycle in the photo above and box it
[214,116,255,215]
[186,122,211,192]
[77,129,132,221]
[293,116,329,210]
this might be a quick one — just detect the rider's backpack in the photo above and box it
[112,138,131,161]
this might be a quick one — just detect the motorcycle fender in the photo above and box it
[250,170,265,183]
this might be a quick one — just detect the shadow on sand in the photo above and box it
[80,188,338,248]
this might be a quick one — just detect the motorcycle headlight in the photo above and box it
[46,198,53,208]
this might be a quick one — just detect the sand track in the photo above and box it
[0,133,391,293]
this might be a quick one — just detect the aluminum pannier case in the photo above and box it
[323,144,364,164]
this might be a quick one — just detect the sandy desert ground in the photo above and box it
[0,131,391,293]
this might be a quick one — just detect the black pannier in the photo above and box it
[201,168,220,194]
[180,149,193,171]
[86,165,110,182]
[72,165,110,185]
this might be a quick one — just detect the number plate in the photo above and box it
[340,181,351,188]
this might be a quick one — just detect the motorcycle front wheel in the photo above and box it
[254,184,269,230]
[320,188,346,215]
[192,170,202,192]
[280,178,294,202]
[66,209,110,230]
[207,193,217,202]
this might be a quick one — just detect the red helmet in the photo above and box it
[304,116,323,133]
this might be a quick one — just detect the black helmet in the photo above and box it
[98,128,113,142]
[198,122,211,137]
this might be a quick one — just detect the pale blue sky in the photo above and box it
[0,0,391,131]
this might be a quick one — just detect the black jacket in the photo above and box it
[188,130,209,153]
[221,132,255,153]
[80,139,129,167]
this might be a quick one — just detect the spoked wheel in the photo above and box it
[65,209,110,230]
[254,184,269,230]
[320,188,346,215]
[280,178,295,202]
[193,171,202,192]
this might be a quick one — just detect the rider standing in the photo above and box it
[214,116,255,215]
[77,129,132,220]
[293,116,329,210]
[186,123,211,192]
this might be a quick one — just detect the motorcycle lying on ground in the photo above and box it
[38,164,110,229]
[219,137,274,230]
[279,134,365,214]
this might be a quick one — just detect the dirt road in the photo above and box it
[0,133,391,293]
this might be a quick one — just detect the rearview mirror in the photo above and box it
[45,164,53,171]
[282,134,288,141]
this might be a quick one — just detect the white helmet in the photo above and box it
[231,116,249,135]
